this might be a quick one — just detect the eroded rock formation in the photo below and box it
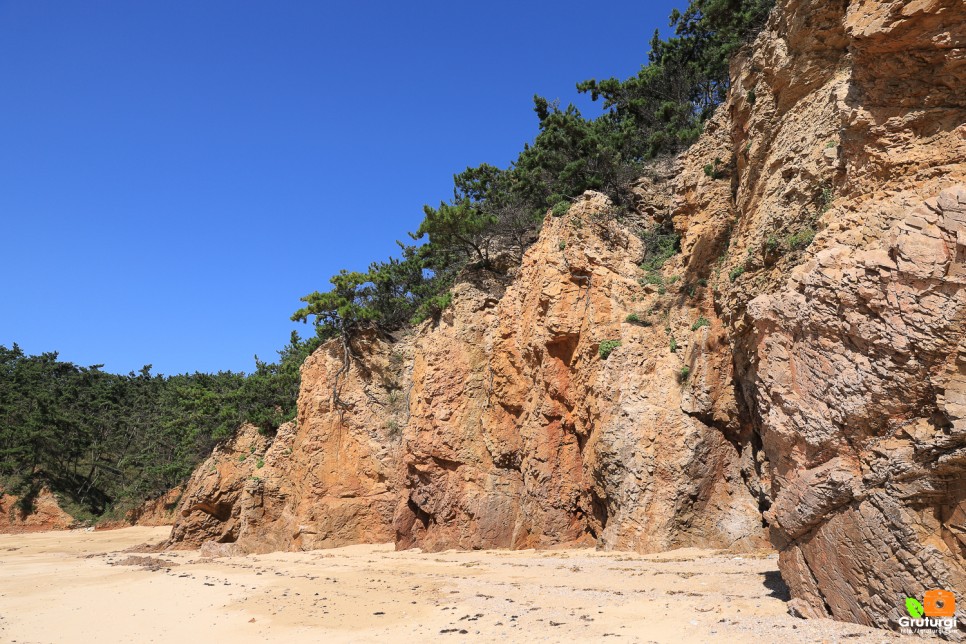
[128,486,183,526]
[0,487,74,533]
[167,0,965,634]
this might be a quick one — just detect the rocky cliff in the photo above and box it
[167,0,965,634]
[0,487,74,533]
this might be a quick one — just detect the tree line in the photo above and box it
[293,0,774,338]
[0,334,318,519]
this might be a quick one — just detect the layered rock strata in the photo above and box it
[168,0,966,634]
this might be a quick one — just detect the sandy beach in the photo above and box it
[0,527,912,643]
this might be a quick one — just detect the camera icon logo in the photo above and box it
[924,589,956,618]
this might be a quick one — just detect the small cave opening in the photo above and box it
[189,501,234,522]
[547,334,579,368]
[407,498,432,530]
[579,490,609,540]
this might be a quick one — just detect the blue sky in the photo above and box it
[0,0,682,375]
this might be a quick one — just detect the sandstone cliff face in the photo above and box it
[167,337,410,554]
[0,487,74,533]
[716,0,966,631]
[166,0,965,634]
[128,486,182,526]
[394,193,766,552]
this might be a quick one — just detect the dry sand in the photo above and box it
[0,527,913,643]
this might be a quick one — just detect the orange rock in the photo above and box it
[166,0,966,634]
[0,487,74,533]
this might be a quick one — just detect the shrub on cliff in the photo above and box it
[599,340,622,360]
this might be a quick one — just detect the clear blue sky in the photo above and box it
[0,0,682,375]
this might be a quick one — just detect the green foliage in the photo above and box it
[599,340,622,360]
[704,159,723,179]
[641,272,664,286]
[559,241,567,251]
[411,291,453,325]
[416,197,497,266]
[255,458,265,469]
[0,335,318,519]
[691,317,710,331]
[678,365,691,382]
[577,0,774,156]
[296,0,774,342]
[818,185,834,214]
[626,313,652,327]
[292,269,379,334]
[746,88,756,105]
[670,336,679,353]
[729,265,746,282]
[785,227,816,250]
[293,243,450,336]
[639,224,681,272]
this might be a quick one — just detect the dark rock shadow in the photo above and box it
[763,570,791,601]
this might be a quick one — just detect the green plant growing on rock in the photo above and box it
[559,241,567,250]
[599,340,622,360]
[670,336,678,353]
[552,201,571,217]
[625,313,652,327]
[411,291,453,325]
[729,265,746,282]
[785,227,815,250]
[641,272,664,286]
[256,458,265,469]
[638,224,680,273]
[703,157,724,179]
[691,317,710,331]
[678,365,691,382]
[819,186,834,214]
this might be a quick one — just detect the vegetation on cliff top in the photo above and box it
[2,0,773,521]
[293,0,774,339]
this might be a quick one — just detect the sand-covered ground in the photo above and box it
[0,527,912,643]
